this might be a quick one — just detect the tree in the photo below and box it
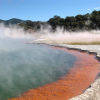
[90,10,100,29]
[48,15,62,29]
[65,16,76,22]
[75,15,84,21]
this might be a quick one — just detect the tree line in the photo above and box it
[20,10,100,31]
[0,10,100,31]
[48,10,100,31]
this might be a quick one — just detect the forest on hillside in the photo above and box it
[48,10,100,31]
[0,10,100,31]
[19,10,100,31]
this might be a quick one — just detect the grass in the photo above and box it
[67,41,100,45]
[32,40,100,45]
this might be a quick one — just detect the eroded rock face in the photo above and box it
[70,77,100,100]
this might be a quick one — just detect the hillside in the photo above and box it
[0,18,24,25]
[0,10,100,31]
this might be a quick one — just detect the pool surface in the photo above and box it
[0,38,76,100]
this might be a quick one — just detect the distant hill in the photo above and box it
[0,19,5,23]
[1,10,99,31]
[0,18,47,31]
[5,18,24,25]
[0,18,24,25]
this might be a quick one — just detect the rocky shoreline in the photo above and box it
[47,44,100,100]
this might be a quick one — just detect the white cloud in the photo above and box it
[94,7,100,9]
[87,9,91,10]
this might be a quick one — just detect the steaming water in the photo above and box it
[0,38,76,100]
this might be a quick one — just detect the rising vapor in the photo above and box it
[0,23,100,44]
[0,23,100,100]
[30,26,100,44]
[0,23,77,100]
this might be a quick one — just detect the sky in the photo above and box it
[0,0,100,21]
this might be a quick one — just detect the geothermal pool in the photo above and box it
[0,38,76,100]
[10,46,100,100]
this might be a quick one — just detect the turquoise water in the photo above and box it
[0,38,76,100]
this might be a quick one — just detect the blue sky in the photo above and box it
[0,0,100,21]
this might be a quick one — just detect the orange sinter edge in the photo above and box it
[9,46,100,100]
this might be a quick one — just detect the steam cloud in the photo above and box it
[0,23,77,100]
[36,26,100,44]
[0,23,100,44]
[0,23,35,39]
[0,23,100,100]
